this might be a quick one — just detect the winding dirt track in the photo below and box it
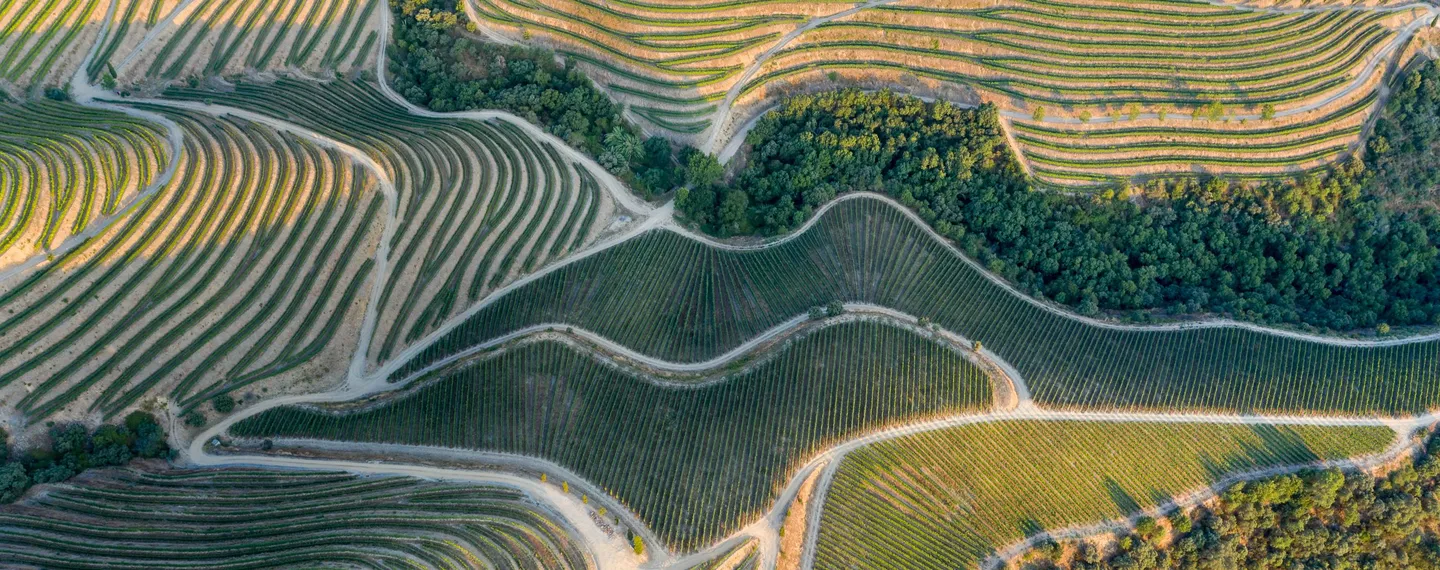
[29,3,1440,570]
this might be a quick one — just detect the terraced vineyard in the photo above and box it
[163,78,617,369]
[464,0,853,138]
[107,0,381,83]
[0,0,107,87]
[0,0,380,88]
[467,0,1431,185]
[1,1,1435,568]
[0,106,382,421]
[231,321,994,550]
[0,76,620,423]
[0,100,169,266]
[401,196,1440,416]
[813,421,1395,570]
[0,467,591,569]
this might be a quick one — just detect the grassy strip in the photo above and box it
[1014,126,1361,155]
[1023,143,1351,169]
[632,105,712,133]
[1010,91,1377,140]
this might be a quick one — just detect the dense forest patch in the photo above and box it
[0,412,169,503]
[687,72,1440,332]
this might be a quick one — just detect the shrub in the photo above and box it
[89,425,133,467]
[211,395,236,414]
[0,462,29,502]
[124,411,158,431]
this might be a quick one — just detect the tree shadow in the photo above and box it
[1104,477,1141,514]
[1019,517,1047,538]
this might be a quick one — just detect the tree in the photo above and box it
[1261,103,1276,120]
[90,425,133,467]
[49,424,88,460]
[30,464,75,484]
[635,137,682,195]
[43,86,70,101]
[1196,100,1225,121]
[632,535,645,555]
[0,462,28,502]
[124,411,157,432]
[1077,109,1092,123]
[825,300,845,317]
[211,394,236,414]
[183,411,206,428]
[127,412,169,458]
[1169,512,1192,534]
[598,126,642,175]
[675,184,717,227]
[1133,517,1160,541]
[388,0,679,182]
[1032,106,1045,121]
[681,148,723,189]
[718,190,750,235]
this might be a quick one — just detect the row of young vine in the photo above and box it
[814,420,1395,569]
[232,320,994,551]
[0,467,591,568]
[162,78,610,369]
[402,196,1440,416]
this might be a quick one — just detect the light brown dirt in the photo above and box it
[0,0,110,87]
[777,467,822,570]
[115,0,376,83]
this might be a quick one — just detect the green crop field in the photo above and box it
[0,467,591,568]
[399,196,1440,416]
[231,320,994,550]
[814,420,1395,570]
